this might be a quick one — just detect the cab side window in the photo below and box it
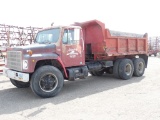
[62,29,80,44]
[62,29,68,44]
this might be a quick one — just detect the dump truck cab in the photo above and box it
[4,25,88,97]
[5,25,85,71]
[36,26,85,67]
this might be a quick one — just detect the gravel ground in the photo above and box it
[0,57,160,120]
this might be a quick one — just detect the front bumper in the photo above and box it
[3,68,29,82]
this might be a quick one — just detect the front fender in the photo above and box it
[23,53,68,78]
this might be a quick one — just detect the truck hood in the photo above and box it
[9,43,56,54]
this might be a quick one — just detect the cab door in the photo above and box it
[61,28,85,67]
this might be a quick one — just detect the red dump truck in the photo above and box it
[148,49,159,56]
[3,20,148,98]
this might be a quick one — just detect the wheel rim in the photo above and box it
[138,62,144,73]
[39,73,58,92]
[125,63,132,76]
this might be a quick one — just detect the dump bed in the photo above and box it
[75,20,148,60]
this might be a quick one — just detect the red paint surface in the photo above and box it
[75,20,148,60]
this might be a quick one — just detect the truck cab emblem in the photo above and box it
[67,48,79,58]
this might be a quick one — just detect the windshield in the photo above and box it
[36,28,60,44]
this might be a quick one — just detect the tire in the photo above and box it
[113,59,122,79]
[154,53,157,57]
[10,79,30,88]
[118,59,134,80]
[133,58,145,77]
[30,65,64,98]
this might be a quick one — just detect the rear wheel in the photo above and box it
[133,58,145,77]
[113,59,122,79]
[30,65,64,98]
[118,59,134,80]
[10,79,30,88]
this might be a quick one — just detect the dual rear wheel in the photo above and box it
[90,58,145,80]
[113,58,145,80]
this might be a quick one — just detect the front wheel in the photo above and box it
[30,65,64,98]
[10,79,30,88]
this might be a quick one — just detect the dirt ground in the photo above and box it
[0,57,160,120]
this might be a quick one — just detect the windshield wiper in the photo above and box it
[45,40,52,44]
[40,40,51,44]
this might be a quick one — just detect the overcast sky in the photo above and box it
[0,0,160,36]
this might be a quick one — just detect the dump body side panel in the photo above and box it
[76,20,148,61]
[105,30,148,56]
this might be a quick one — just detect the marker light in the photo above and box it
[27,50,33,56]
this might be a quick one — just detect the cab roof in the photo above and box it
[38,26,81,32]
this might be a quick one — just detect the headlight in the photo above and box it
[23,60,28,69]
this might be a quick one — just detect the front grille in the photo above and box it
[7,51,22,71]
